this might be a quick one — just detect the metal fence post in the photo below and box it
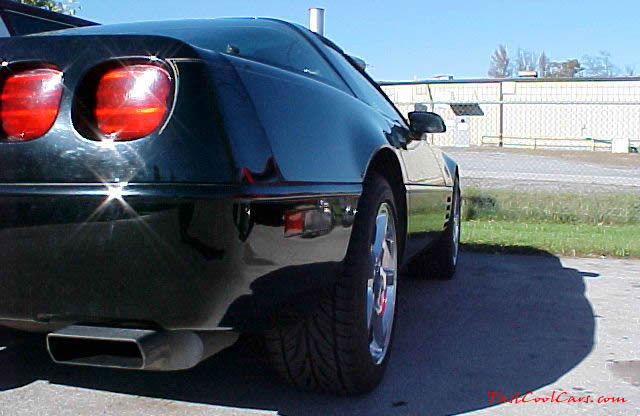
[499,81,504,147]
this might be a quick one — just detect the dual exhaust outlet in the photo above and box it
[46,325,237,371]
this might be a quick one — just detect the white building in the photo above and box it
[380,78,640,152]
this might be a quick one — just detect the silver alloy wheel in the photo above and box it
[366,202,397,365]
[451,187,460,266]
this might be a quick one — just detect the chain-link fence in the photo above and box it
[381,78,640,192]
[382,78,640,151]
[381,78,640,254]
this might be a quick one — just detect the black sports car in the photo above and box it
[0,9,460,394]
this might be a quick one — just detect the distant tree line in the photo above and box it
[488,45,634,79]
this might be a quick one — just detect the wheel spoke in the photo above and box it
[372,213,388,260]
[382,286,395,327]
[383,268,395,286]
[381,240,395,272]
[371,308,385,351]
[382,239,395,267]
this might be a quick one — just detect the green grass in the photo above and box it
[462,188,640,225]
[407,188,640,257]
[461,220,640,257]
[457,188,640,257]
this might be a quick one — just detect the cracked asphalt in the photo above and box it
[1,251,638,415]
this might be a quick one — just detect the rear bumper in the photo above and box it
[0,183,359,331]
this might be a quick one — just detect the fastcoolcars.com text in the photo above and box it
[488,391,627,404]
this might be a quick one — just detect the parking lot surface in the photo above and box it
[1,251,638,416]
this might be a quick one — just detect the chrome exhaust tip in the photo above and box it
[47,325,236,371]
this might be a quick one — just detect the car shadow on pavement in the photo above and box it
[0,250,597,415]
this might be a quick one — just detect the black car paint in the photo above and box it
[0,19,456,332]
[0,186,360,331]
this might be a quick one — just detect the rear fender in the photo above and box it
[225,55,395,184]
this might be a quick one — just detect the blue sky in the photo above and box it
[76,0,640,81]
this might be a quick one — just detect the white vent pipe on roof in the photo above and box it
[309,8,325,35]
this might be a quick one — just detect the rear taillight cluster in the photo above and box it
[0,62,173,142]
[0,68,63,141]
[93,65,172,141]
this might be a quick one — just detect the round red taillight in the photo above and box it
[94,64,172,141]
[0,68,63,141]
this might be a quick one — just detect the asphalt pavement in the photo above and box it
[0,251,638,416]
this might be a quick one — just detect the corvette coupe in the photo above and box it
[0,9,460,394]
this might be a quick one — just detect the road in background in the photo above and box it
[442,147,640,192]
[1,252,638,415]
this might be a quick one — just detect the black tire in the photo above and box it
[265,173,400,394]
[408,175,460,280]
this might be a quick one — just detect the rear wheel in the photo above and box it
[265,173,399,394]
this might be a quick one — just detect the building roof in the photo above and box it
[379,76,640,86]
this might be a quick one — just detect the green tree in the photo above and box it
[14,0,79,15]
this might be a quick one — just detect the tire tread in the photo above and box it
[265,173,397,394]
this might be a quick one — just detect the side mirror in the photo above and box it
[408,111,446,137]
